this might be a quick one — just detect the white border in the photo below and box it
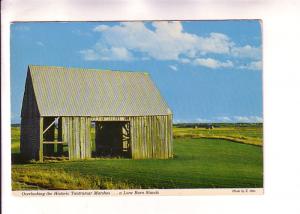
[12,188,264,197]
[2,0,300,214]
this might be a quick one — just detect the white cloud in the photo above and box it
[80,46,134,61]
[233,116,263,123]
[79,49,100,61]
[193,58,233,69]
[100,21,198,60]
[179,58,191,64]
[105,46,134,61]
[196,118,211,123]
[173,119,181,124]
[239,60,262,70]
[215,116,262,122]
[174,118,211,123]
[231,45,261,59]
[169,65,178,71]
[83,22,237,62]
[174,116,263,123]
[36,41,45,47]
[215,116,233,122]
[197,33,233,55]
[81,21,261,68]
[93,25,109,32]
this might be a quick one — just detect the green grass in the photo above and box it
[12,167,135,190]
[11,125,263,190]
[11,127,20,154]
[173,126,263,146]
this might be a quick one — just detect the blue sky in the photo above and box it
[10,21,262,123]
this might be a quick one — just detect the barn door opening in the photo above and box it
[42,117,68,160]
[94,121,131,158]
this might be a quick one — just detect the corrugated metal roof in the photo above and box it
[28,65,172,116]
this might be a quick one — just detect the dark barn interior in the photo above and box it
[95,121,131,158]
[42,117,64,158]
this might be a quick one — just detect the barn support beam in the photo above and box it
[57,118,63,155]
[43,117,58,156]
[43,117,60,134]
[39,117,44,162]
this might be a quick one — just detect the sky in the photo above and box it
[10,21,262,124]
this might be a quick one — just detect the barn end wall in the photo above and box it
[20,117,40,160]
[20,71,41,160]
[91,115,173,159]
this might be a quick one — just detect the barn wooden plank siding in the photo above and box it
[21,65,173,161]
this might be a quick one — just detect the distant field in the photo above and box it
[11,124,263,190]
[173,125,263,146]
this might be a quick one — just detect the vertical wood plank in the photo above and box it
[69,117,74,160]
[86,117,91,158]
[132,117,137,159]
[75,117,80,159]
[80,117,84,158]
[39,117,43,162]
[57,117,63,155]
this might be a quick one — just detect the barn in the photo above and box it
[20,65,173,162]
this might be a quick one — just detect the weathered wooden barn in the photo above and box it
[21,65,173,161]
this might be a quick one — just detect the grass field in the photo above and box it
[11,124,263,190]
[173,125,263,146]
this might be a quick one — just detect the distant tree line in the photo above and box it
[11,124,21,127]
[173,123,263,128]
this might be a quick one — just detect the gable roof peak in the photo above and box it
[26,65,172,117]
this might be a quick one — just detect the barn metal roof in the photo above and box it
[28,65,172,116]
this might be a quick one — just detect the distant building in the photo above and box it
[193,124,214,129]
[206,124,214,129]
[21,65,173,161]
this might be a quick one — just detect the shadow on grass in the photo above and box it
[11,153,28,164]
[11,152,132,165]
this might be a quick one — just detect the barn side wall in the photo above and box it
[91,115,173,159]
[131,115,173,159]
[21,114,172,160]
[62,117,91,160]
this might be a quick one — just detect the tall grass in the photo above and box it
[12,168,137,190]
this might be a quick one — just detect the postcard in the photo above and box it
[10,20,263,195]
